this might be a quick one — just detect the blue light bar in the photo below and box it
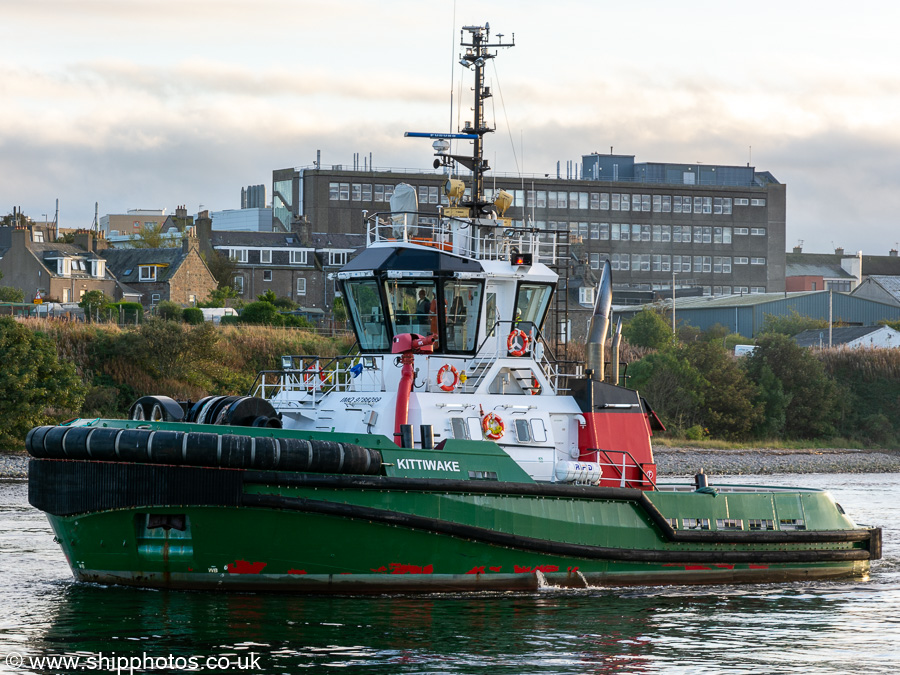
[404,132,479,140]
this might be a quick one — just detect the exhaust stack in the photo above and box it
[585,260,612,381]
[610,317,623,385]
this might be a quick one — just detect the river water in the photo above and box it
[1,473,898,674]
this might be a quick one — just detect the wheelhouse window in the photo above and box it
[343,279,389,351]
[384,279,438,339]
[514,283,553,333]
[443,279,482,352]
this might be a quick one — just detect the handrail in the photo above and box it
[592,447,658,491]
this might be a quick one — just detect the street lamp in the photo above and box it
[672,271,678,335]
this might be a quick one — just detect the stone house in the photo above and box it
[101,237,217,307]
[0,226,118,303]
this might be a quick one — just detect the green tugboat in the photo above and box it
[27,24,880,592]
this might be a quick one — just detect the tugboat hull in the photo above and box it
[32,457,879,593]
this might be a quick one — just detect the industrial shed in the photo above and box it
[613,291,900,338]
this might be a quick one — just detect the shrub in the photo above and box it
[0,317,85,449]
[182,307,204,325]
[113,302,144,324]
[156,300,183,321]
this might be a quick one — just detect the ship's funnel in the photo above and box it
[610,316,623,386]
[586,260,612,381]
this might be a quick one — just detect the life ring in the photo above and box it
[531,376,541,395]
[482,412,505,440]
[303,367,327,387]
[437,364,459,392]
[507,329,529,357]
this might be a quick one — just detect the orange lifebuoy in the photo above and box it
[507,329,529,357]
[482,412,505,440]
[303,367,327,387]
[437,364,459,392]
[531,376,541,395]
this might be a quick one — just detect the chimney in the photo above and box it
[292,214,312,245]
[835,247,845,256]
[793,245,803,254]
[176,204,187,218]
[93,230,109,253]
[10,226,31,251]
[73,228,93,253]
[891,249,898,257]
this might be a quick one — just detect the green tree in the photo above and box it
[202,250,237,289]
[745,333,838,439]
[0,317,85,449]
[332,296,348,324]
[155,300,183,321]
[199,286,237,308]
[627,350,705,432]
[682,340,763,440]
[760,308,828,336]
[622,307,674,350]
[129,223,178,249]
[257,289,278,304]
[78,290,113,320]
[0,286,25,303]
[272,296,296,311]
[239,301,282,325]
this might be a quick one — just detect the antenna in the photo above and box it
[407,24,514,217]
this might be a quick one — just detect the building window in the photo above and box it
[599,223,609,240]
[352,184,362,201]
[589,193,600,210]
[338,183,349,200]
[233,276,244,294]
[329,183,340,200]
[589,223,600,239]
[735,198,749,206]
[579,286,595,305]
[91,260,106,278]
[589,253,600,269]
[374,184,385,202]
[599,193,609,210]
[229,248,248,263]
[751,286,766,293]
[263,270,273,281]
[751,257,766,265]
[296,277,307,296]
[751,228,766,236]
[328,251,348,266]
[139,265,157,281]
[150,293,160,305]
[259,249,272,264]
[290,250,308,265]
[362,184,373,201]
[734,257,749,265]
[751,198,767,207]
[734,227,749,235]
[33,230,44,243]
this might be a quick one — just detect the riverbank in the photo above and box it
[655,446,900,476]
[3,447,900,479]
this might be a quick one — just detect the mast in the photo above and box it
[456,24,514,216]
[407,24,514,219]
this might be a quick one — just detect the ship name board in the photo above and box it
[397,458,461,472]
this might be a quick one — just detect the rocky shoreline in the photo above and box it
[654,447,900,476]
[2,447,900,480]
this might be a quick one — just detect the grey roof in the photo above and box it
[860,275,900,298]
[101,247,189,283]
[209,231,310,248]
[792,325,884,347]
[785,262,854,279]
[662,291,820,310]
[309,232,365,250]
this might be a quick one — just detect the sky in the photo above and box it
[3,0,900,254]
